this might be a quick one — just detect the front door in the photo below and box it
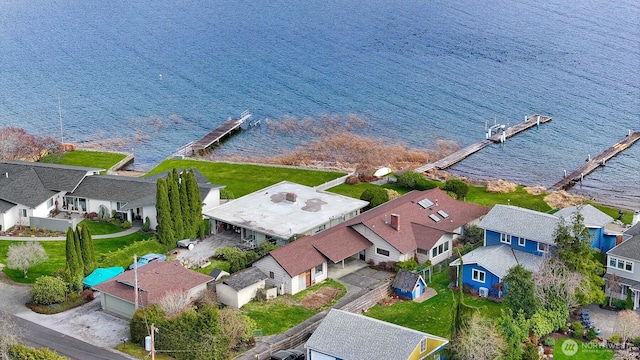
[305,271,311,286]
[359,250,366,261]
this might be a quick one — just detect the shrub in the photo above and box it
[626,288,633,309]
[30,276,67,305]
[82,289,95,301]
[631,337,640,347]
[345,175,360,185]
[395,259,418,272]
[9,344,66,360]
[586,327,598,341]
[254,288,267,303]
[122,221,132,229]
[360,187,389,209]
[542,337,556,347]
[443,179,469,200]
[142,216,151,232]
[571,321,584,339]
[560,325,569,334]
[98,205,110,221]
[461,224,484,244]
[609,334,620,344]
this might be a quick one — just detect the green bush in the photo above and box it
[360,187,389,209]
[609,333,620,344]
[631,337,640,347]
[98,205,110,221]
[571,321,584,339]
[626,288,633,309]
[560,325,569,334]
[542,337,556,347]
[9,344,66,360]
[396,171,424,189]
[142,216,151,232]
[30,276,67,305]
[586,327,598,341]
[395,259,419,272]
[443,179,469,200]
[461,224,484,244]
[122,221,132,229]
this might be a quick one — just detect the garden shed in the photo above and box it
[392,270,426,300]
[215,267,268,308]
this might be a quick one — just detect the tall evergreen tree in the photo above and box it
[187,169,203,237]
[65,227,79,276]
[179,170,193,237]
[168,170,184,240]
[80,225,96,276]
[73,227,83,278]
[155,178,174,247]
[503,265,539,319]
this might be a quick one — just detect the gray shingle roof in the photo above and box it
[450,245,545,279]
[626,222,640,237]
[70,175,157,203]
[221,267,268,291]
[479,205,559,245]
[0,160,100,192]
[305,309,448,360]
[0,199,14,213]
[392,270,423,293]
[607,234,640,261]
[0,168,57,208]
[555,204,613,228]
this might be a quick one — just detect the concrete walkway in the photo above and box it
[0,226,142,241]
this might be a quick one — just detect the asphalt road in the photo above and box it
[12,315,132,360]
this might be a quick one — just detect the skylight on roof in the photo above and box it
[429,214,441,222]
[418,198,434,209]
[437,210,449,218]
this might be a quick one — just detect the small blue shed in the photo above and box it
[392,270,426,300]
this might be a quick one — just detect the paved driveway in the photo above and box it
[338,267,394,290]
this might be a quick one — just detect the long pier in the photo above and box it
[176,110,251,156]
[550,131,640,191]
[416,114,552,172]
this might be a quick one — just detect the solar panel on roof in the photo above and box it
[437,210,449,218]
[418,198,434,209]
[429,214,441,222]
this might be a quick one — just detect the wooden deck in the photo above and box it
[416,114,552,172]
[550,131,640,191]
[190,110,252,153]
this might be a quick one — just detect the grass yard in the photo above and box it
[78,220,124,235]
[365,270,503,338]
[40,150,127,172]
[194,258,230,275]
[553,338,614,359]
[328,182,410,199]
[145,159,346,198]
[0,231,153,283]
[242,279,346,335]
[465,185,552,212]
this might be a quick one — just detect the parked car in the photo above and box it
[129,253,166,270]
[177,238,198,250]
[270,349,304,360]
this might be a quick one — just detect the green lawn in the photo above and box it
[553,338,614,359]
[365,270,503,338]
[0,231,153,283]
[242,279,346,335]
[465,185,552,212]
[328,182,410,199]
[78,220,124,235]
[40,150,127,172]
[145,159,346,198]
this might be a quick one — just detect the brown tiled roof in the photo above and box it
[94,260,213,306]
[310,226,372,263]
[269,237,327,278]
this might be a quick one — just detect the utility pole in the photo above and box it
[150,323,156,360]
[134,254,138,309]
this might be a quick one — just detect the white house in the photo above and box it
[605,221,640,310]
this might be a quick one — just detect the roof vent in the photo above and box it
[285,192,297,203]
[390,213,400,231]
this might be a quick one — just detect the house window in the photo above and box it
[609,257,634,273]
[314,264,323,275]
[500,233,511,244]
[472,269,486,283]
[316,224,326,233]
[116,202,126,210]
[417,248,429,255]
[376,248,390,257]
[518,237,526,247]
[420,338,426,352]
[432,242,450,258]
[20,209,27,217]
[47,198,54,208]
[538,243,549,253]
[269,271,274,279]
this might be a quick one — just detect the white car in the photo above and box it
[177,238,198,250]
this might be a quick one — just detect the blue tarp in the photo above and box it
[82,267,124,288]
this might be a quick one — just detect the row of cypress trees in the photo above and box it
[65,225,96,281]
[156,169,203,248]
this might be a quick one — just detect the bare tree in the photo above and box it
[0,310,22,360]
[452,313,504,360]
[606,273,621,307]
[614,310,640,349]
[532,257,585,309]
[218,308,255,351]
[6,242,48,278]
[0,127,60,161]
[158,289,193,317]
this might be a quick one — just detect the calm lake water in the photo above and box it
[1,0,638,208]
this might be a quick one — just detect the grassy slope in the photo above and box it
[78,220,123,235]
[146,159,347,197]
[40,150,126,172]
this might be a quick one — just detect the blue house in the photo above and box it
[392,270,426,300]
[451,204,618,297]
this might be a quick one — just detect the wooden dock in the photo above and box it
[550,131,640,191]
[190,110,252,154]
[416,114,552,172]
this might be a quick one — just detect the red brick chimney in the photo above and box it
[390,213,400,231]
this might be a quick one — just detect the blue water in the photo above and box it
[1,0,639,208]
